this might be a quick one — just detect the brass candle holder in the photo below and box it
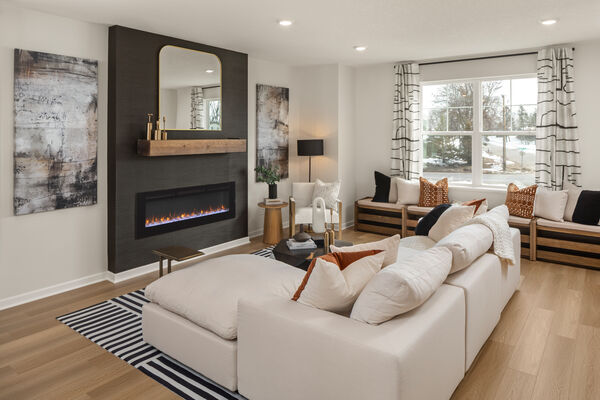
[146,114,153,140]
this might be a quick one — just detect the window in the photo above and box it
[421,76,536,187]
[205,99,221,130]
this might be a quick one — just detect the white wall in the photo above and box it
[354,43,600,206]
[0,3,108,302]
[247,57,298,236]
[574,39,600,189]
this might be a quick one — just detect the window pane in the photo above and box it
[483,106,511,131]
[447,83,473,107]
[482,80,510,108]
[511,78,537,105]
[423,108,447,131]
[422,85,448,108]
[511,105,536,131]
[482,135,535,186]
[449,107,473,131]
[423,135,472,184]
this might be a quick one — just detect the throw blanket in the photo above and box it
[463,205,515,265]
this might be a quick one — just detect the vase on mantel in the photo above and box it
[268,184,277,199]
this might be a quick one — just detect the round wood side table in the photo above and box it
[258,202,288,245]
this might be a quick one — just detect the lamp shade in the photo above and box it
[297,139,324,156]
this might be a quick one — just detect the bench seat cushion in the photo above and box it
[145,255,303,340]
[537,218,600,233]
[357,198,405,211]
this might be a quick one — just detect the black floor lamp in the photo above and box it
[297,139,323,182]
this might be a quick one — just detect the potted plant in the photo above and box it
[255,165,281,199]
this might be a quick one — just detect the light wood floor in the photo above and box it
[0,228,599,399]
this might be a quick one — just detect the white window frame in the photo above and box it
[420,73,537,188]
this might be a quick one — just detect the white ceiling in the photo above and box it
[6,0,600,65]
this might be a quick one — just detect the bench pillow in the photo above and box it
[564,181,600,225]
[435,224,493,274]
[534,188,568,222]
[373,171,392,203]
[350,247,452,325]
[394,177,420,205]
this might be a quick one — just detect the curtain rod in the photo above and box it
[419,48,575,66]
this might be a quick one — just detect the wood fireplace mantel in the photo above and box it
[137,139,247,157]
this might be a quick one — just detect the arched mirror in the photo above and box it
[159,45,222,131]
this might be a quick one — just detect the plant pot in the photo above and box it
[268,184,278,199]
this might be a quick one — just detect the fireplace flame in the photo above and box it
[145,205,228,227]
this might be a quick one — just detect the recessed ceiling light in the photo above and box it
[540,18,558,25]
[354,45,367,52]
[278,20,293,27]
[205,69,214,73]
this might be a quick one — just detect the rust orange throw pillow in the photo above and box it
[292,250,385,312]
[419,177,449,207]
[462,198,487,214]
[505,183,537,218]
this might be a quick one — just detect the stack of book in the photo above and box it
[264,198,283,205]
[287,238,317,250]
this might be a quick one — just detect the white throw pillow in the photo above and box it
[312,179,341,209]
[563,180,582,222]
[394,178,420,205]
[435,224,493,274]
[295,251,385,313]
[330,234,401,267]
[534,188,568,222]
[350,247,452,325]
[428,205,475,242]
[389,177,398,203]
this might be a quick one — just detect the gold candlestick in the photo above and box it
[146,114,153,140]
[154,119,161,140]
[162,116,167,140]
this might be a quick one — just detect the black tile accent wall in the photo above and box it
[108,26,248,273]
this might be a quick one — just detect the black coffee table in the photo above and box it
[272,238,353,270]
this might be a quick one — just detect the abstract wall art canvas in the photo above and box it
[14,49,98,215]
[256,84,289,181]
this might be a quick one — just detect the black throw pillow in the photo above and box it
[373,171,391,203]
[415,204,452,236]
[572,190,600,225]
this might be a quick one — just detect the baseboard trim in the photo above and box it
[0,272,107,311]
[0,236,251,311]
[105,236,251,283]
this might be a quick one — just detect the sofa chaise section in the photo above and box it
[237,284,466,400]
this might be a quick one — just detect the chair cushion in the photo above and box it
[145,254,303,340]
[293,250,385,313]
[435,224,494,274]
[292,182,316,207]
[294,207,339,225]
[330,234,401,267]
[350,247,452,324]
[312,179,340,209]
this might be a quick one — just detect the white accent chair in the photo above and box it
[289,182,342,239]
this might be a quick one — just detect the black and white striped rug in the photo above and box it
[57,246,275,400]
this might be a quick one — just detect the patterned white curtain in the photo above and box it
[392,63,421,179]
[190,87,205,129]
[536,48,580,189]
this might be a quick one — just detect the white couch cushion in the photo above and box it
[395,178,420,205]
[294,251,385,313]
[428,204,475,242]
[397,235,436,252]
[435,224,494,274]
[534,188,568,222]
[145,254,303,340]
[292,182,315,207]
[351,247,452,324]
[330,234,401,267]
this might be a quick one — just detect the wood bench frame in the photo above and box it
[354,198,599,269]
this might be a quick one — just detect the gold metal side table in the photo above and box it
[152,246,205,277]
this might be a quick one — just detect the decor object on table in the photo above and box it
[350,247,452,325]
[505,183,537,218]
[289,182,342,239]
[392,63,421,179]
[311,197,327,233]
[533,188,568,222]
[535,48,580,189]
[254,165,281,199]
[146,114,153,140]
[330,234,401,268]
[286,238,317,250]
[418,177,449,207]
[13,49,98,215]
[256,84,289,180]
[258,201,288,244]
[297,139,324,182]
[292,250,385,313]
[152,246,205,277]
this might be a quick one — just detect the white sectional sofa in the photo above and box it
[142,229,521,399]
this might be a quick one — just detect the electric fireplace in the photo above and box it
[136,182,235,238]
